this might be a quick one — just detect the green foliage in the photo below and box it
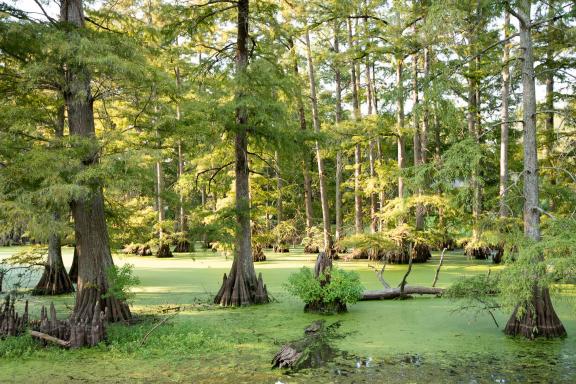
[301,226,324,249]
[272,220,298,246]
[284,267,363,306]
[445,273,500,299]
[103,264,141,303]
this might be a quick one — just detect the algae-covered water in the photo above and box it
[1,246,575,383]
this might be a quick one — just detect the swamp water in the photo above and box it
[1,247,575,383]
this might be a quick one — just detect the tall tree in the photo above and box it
[334,21,344,242]
[61,0,131,322]
[305,26,332,252]
[499,10,511,218]
[289,38,314,235]
[214,0,269,306]
[348,17,364,234]
[503,0,566,339]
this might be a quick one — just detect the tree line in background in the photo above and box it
[0,0,575,340]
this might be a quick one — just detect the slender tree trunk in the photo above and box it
[348,18,363,234]
[289,38,314,234]
[434,108,441,162]
[544,2,556,210]
[504,0,565,339]
[372,63,379,113]
[305,28,332,252]
[334,21,344,242]
[421,48,430,165]
[155,160,164,239]
[61,0,130,322]
[214,0,268,306]
[365,18,377,233]
[275,151,282,225]
[175,66,188,242]
[177,141,185,231]
[368,140,377,233]
[413,55,425,231]
[154,157,172,258]
[464,2,484,246]
[396,57,406,199]
[500,11,511,218]
[467,77,481,242]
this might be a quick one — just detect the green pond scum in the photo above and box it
[1,247,575,383]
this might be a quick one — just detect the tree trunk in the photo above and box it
[175,68,191,253]
[33,217,74,296]
[500,11,511,218]
[348,18,363,234]
[289,38,314,234]
[544,2,556,209]
[467,77,481,242]
[504,0,565,338]
[368,140,377,233]
[434,109,441,162]
[275,151,283,225]
[175,66,188,239]
[214,0,269,306]
[305,28,332,252]
[421,48,430,165]
[34,105,74,296]
[69,245,78,283]
[364,21,377,234]
[412,54,425,231]
[396,57,406,199]
[61,0,130,323]
[334,21,343,241]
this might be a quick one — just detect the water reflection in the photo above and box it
[278,346,575,383]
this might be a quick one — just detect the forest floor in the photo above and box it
[0,246,575,383]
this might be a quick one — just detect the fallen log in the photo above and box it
[29,330,70,348]
[361,285,444,300]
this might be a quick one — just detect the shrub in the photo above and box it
[284,267,363,307]
[104,264,140,303]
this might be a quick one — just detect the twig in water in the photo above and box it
[432,248,447,288]
[399,253,414,296]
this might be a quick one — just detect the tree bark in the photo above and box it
[289,38,314,234]
[175,66,187,238]
[421,48,430,165]
[467,3,483,243]
[334,21,343,241]
[468,77,481,242]
[499,11,511,218]
[504,0,566,339]
[544,2,556,210]
[348,18,363,234]
[61,0,130,322]
[214,0,269,306]
[305,28,332,252]
[412,54,425,231]
[364,18,377,234]
[396,57,406,199]
[275,151,282,225]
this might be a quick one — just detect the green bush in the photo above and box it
[284,267,363,306]
[104,264,140,303]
